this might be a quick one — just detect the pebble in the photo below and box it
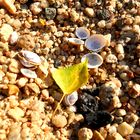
[12,19,22,29]
[106,132,123,140]
[117,122,134,137]
[115,109,126,117]
[0,24,13,42]
[8,84,19,96]
[92,130,104,140]
[106,54,118,63]
[84,7,95,17]
[52,114,67,128]
[17,35,35,50]
[9,31,19,45]
[45,8,56,20]
[128,84,140,98]
[97,20,106,28]
[30,2,42,15]
[70,9,79,22]
[78,127,93,140]
[7,107,24,121]
[17,77,28,88]
[115,44,124,54]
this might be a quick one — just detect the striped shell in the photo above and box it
[81,53,103,68]
[85,34,107,52]
[64,91,78,106]
[75,27,90,39]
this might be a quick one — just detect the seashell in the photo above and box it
[75,27,90,39]
[18,50,41,67]
[67,38,84,45]
[9,31,19,45]
[81,53,103,68]
[20,68,37,78]
[85,34,107,52]
[64,91,78,106]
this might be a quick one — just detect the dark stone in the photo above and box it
[45,8,56,20]
[96,9,112,20]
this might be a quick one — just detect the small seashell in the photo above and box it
[20,68,37,78]
[64,91,78,106]
[9,31,19,45]
[67,38,84,45]
[81,53,103,68]
[85,34,107,52]
[18,50,41,67]
[75,27,90,39]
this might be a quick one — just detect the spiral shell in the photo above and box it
[64,91,78,106]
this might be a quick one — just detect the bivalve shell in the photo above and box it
[64,91,78,106]
[75,27,90,39]
[20,68,37,79]
[67,38,84,45]
[18,50,41,67]
[81,53,103,68]
[85,34,107,52]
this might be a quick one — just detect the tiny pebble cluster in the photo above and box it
[0,0,140,140]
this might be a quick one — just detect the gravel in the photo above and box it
[0,0,139,139]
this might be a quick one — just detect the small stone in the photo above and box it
[7,107,24,121]
[117,122,134,137]
[115,109,126,117]
[97,20,106,28]
[104,34,111,47]
[26,83,40,95]
[12,19,22,29]
[106,132,123,140]
[17,35,35,50]
[106,54,117,63]
[128,84,140,98]
[30,2,42,15]
[96,9,112,20]
[52,114,67,128]
[115,44,124,54]
[8,84,19,96]
[8,59,20,73]
[84,0,96,7]
[17,77,28,88]
[9,31,19,45]
[70,9,79,22]
[84,7,95,17]
[92,130,104,140]
[45,8,56,20]
[0,24,13,42]
[78,127,93,140]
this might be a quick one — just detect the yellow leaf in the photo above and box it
[51,59,89,94]
[51,59,89,116]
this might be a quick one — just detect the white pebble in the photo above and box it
[9,31,19,44]
[106,54,117,63]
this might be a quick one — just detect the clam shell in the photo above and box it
[67,38,84,45]
[85,34,107,52]
[64,91,78,106]
[19,50,41,65]
[20,68,37,78]
[75,27,90,39]
[19,59,35,68]
[81,53,103,68]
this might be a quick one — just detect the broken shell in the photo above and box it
[9,31,19,45]
[85,34,107,52]
[18,50,41,67]
[75,27,90,39]
[64,91,78,106]
[81,53,103,68]
[67,38,84,45]
[20,68,37,78]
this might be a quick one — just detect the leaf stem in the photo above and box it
[52,93,65,117]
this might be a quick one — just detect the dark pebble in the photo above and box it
[45,8,56,20]
[96,9,112,20]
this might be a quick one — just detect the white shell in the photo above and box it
[64,91,78,106]
[18,50,41,67]
[9,31,19,44]
[75,27,90,39]
[85,34,107,52]
[81,53,103,68]
[20,68,37,78]
[67,38,84,45]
